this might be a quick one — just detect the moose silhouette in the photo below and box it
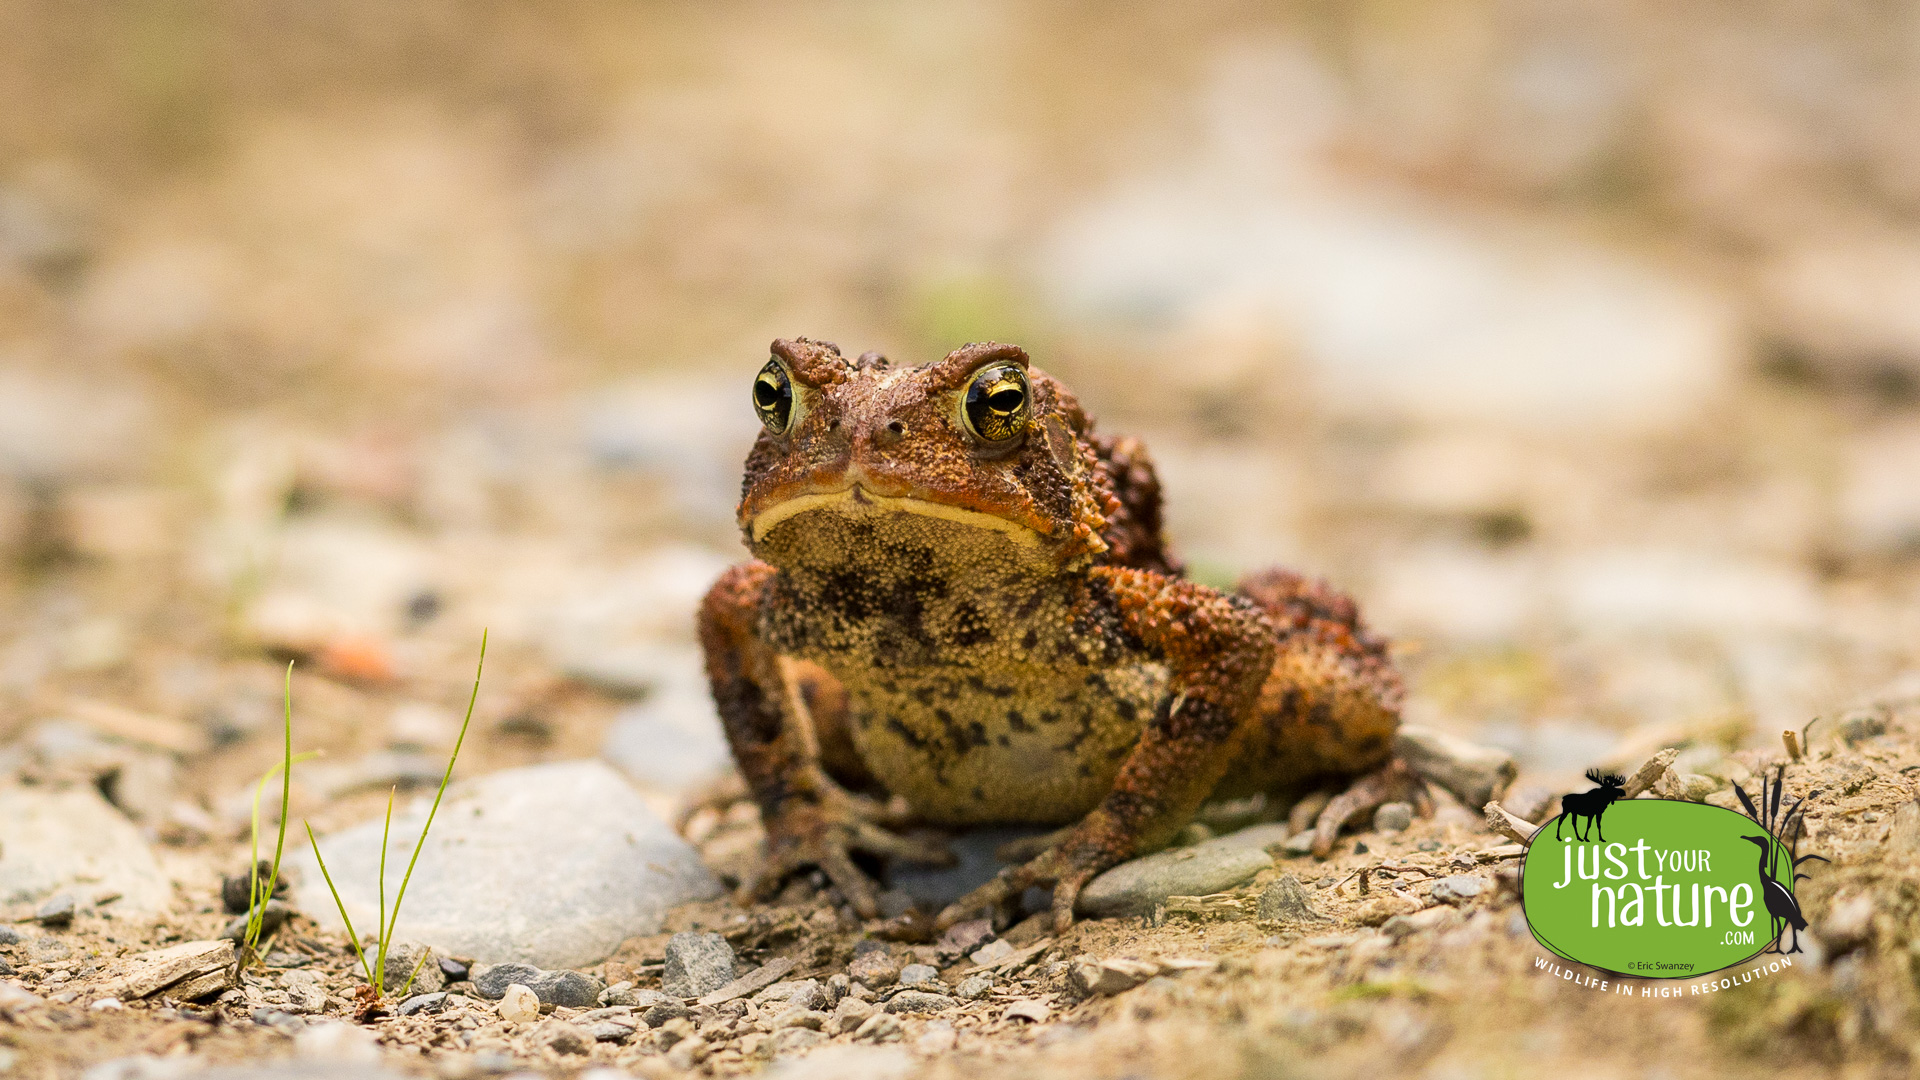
[1555,768,1627,843]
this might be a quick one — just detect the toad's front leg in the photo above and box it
[699,562,951,917]
[936,566,1276,932]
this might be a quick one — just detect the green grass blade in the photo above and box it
[244,662,301,959]
[304,822,373,984]
[375,787,395,993]
[382,630,487,984]
[398,947,431,1000]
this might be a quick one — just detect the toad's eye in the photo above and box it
[962,364,1030,444]
[753,359,794,434]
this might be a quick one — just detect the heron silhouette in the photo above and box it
[1741,834,1808,954]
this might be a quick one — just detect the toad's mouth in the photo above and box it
[749,482,1047,548]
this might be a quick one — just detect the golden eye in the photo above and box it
[962,364,1030,444]
[753,359,793,434]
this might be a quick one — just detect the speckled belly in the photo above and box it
[839,662,1170,825]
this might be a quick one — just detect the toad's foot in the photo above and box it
[1310,758,1432,857]
[936,826,1120,934]
[750,783,954,918]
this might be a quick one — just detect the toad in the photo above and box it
[700,339,1410,930]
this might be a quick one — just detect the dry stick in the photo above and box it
[1621,747,1680,799]
[1783,729,1804,762]
[1483,802,1541,845]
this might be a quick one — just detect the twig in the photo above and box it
[1483,801,1541,845]
[1783,729,1803,762]
[1621,748,1679,799]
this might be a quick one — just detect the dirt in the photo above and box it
[4,713,1918,1079]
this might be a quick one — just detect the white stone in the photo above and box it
[288,761,719,969]
[293,1020,381,1063]
[498,982,540,1023]
[0,785,172,916]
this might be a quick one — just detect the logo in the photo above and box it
[1522,764,1825,979]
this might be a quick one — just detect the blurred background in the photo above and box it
[2,0,1918,831]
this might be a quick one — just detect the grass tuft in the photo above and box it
[307,629,487,1003]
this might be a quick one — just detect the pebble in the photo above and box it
[1256,874,1324,923]
[1430,876,1487,904]
[588,1020,637,1043]
[853,1012,903,1042]
[1373,802,1414,833]
[378,942,446,996]
[773,1027,827,1054]
[896,963,938,987]
[1839,710,1889,746]
[882,990,955,1013]
[1004,999,1050,1023]
[532,1018,592,1055]
[643,1000,691,1028]
[288,761,718,970]
[847,950,900,989]
[294,1020,381,1063]
[1077,833,1272,918]
[498,983,541,1023]
[663,931,736,997]
[0,959,13,976]
[0,787,172,920]
[755,978,824,1011]
[470,962,605,1007]
[0,927,19,945]
[955,973,993,1001]
[968,939,1014,966]
[829,997,876,1035]
[396,992,449,1016]
[437,957,470,983]
[935,919,994,958]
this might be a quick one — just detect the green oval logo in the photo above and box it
[1522,798,1809,978]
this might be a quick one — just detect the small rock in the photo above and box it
[1004,999,1050,1023]
[530,969,604,1008]
[1373,802,1413,833]
[0,959,13,976]
[1430,876,1486,905]
[88,997,123,1012]
[0,927,20,945]
[1356,897,1418,926]
[773,1008,829,1030]
[1072,958,1159,996]
[853,1011,903,1042]
[588,1020,637,1043]
[287,761,719,970]
[883,990,955,1013]
[663,931,736,998]
[532,1018,592,1055]
[847,949,901,989]
[396,992,449,1016]
[252,1007,305,1034]
[755,978,823,1011]
[471,962,540,1000]
[956,973,993,1000]
[1282,831,1316,855]
[666,1034,712,1068]
[896,963,938,987]
[773,1027,826,1055]
[498,983,540,1023]
[437,957,470,983]
[1256,874,1324,923]
[643,1000,691,1027]
[29,938,71,964]
[1078,834,1272,918]
[967,939,1014,967]
[1394,725,1516,809]
[936,919,994,958]
[1890,800,1920,854]
[221,861,286,914]
[829,996,876,1035]
[1838,709,1889,746]
[0,983,45,1017]
[35,892,76,927]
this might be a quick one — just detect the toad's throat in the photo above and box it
[750,484,1046,548]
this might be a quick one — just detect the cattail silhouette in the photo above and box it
[1556,769,1626,843]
